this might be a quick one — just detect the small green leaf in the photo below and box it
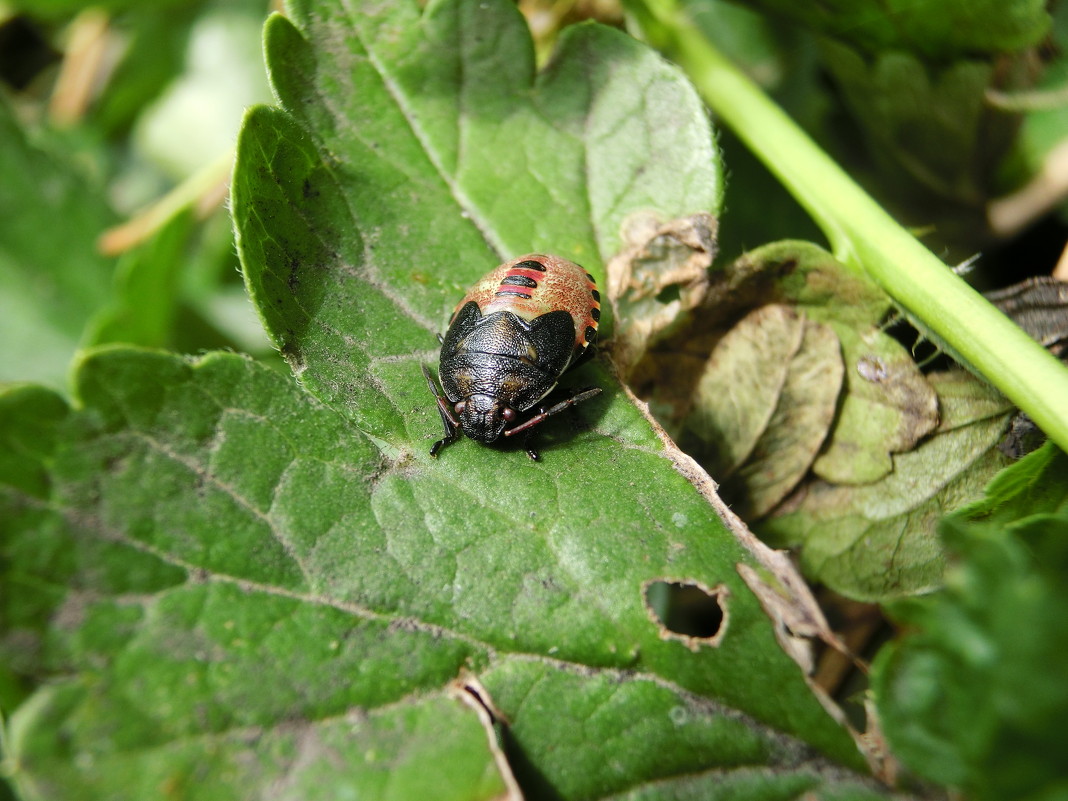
[685,304,811,476]
[819,41,1011,206]
[732,0,1050,60]
[84,211,191,349]
[741,245,937,487]
[675,242,935,492]
[643,241,983,599]
[956,439,1068,525]
[0,96,116,388]
[872,445,1068,798]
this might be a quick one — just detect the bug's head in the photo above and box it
[455,395,517,444]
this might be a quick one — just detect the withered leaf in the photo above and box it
[606,211,718,375]
[722,315,844,518]
[682,303,844,517]
[682,304,808,477]
[763,369,1014,601]
[811,327,939,485]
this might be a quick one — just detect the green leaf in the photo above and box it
[0,96,116,388]
[86,3,206,137]
[739,245,938,488]
[721,311,843,518]
[818,40,1014,207]
[956,439,1068,524]
[729,0,1050,60]
[232,0,725,438]
[872,444,1068,799]
[84,211,191,349]
[810,325,939,486]
[633,240,986,600]
[2,348,873,799]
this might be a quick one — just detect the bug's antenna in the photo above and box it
[504,387,601,437]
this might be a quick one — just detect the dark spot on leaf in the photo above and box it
[287,258,301,292]
[643,579,728,650]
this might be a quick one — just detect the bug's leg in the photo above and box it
[422,364,460,457]
[522,435,541,461]
[504,387,602,439]
[431,434,460,457]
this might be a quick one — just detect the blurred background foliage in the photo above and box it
[0,0,276,390]
[4,0,1067,380]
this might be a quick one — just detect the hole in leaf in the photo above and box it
[643,579,729,651]
[655,284,681,304]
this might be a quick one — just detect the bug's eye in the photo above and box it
[501,407,517,422]
[454,401,466,414]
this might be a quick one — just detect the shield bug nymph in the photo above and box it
[422,253,602,460]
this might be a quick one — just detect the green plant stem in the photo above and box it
[629,1,1068,453]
